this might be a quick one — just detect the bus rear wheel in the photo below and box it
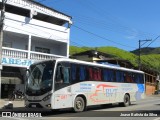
[74,97,85,112]
[119,94,130,107]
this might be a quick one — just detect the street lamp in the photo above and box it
[138,39,152,70]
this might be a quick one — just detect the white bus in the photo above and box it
[25,58,145,112]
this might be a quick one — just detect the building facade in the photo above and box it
[0,0,72,98]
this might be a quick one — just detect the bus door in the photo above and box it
[54,62,73,109]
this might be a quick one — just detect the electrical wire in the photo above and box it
[147,35,160,47]
[73,24,136,49]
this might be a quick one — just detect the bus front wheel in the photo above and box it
[73,97,85,112]
[119,94,130,107]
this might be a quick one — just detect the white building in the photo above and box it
[0,0,72,98]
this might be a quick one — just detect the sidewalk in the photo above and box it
[0,99,24,109]
[146,94,160,98]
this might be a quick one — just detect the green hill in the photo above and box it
[69,46,160,72]
[141,54,160,71]
[131,47,160,55]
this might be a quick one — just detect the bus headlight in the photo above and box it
[46,104,51,108]
[43,94,52,101]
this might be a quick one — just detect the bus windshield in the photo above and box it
[26,61,55,96]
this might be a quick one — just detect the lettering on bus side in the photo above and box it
[106,89,118,97]
[89,84,118,103]
[60,95,68,100]
[79,83,92,91]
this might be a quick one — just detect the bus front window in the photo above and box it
[26,61,55,96]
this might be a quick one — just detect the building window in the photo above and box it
[3,42,12,47]
[35,47,50,53]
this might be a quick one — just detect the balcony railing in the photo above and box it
[30,51,65,60]
[2,47,66,60]
[2,47,28,59]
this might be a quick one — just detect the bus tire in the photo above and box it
[73,97,85,112]
[119,94,130,107]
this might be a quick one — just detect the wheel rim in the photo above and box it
[125,96,129,104]
[76,100,83,110]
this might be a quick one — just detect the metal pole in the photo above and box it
[138,40,141,70]
[138,39,152,70]
[0,29,3,99]
[0,0,6,99]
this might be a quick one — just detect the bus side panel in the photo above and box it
[71,82,120,106]
[53,86,73,109]
[116,83,145,103]
[71,81,111,106]
[53,82,145,109]
[134,84,145,100]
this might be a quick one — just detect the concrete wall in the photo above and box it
[146,85,156,95]
[4,12,70,43]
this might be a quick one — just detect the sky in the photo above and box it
[38,0,160,51]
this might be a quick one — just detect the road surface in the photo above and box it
[0,95,160,120]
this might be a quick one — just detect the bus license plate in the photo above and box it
[32,105,36,108]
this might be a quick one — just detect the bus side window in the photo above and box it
[55,63,70,91]
[124,72,127,83]
[103,69,110,82]
[55,63,70,84]
[79,66,86,81]
[94,67,102,81]
[116,71,124,83]
[63,67,70,83]
[88,67,93,80]
[71,64,80,83]
[132,73,136,83]
[135,73,143,84]
[55,64,63,83]
[140,74,144,84]
[125,72,133,83]
[108,69,114,82]
[71,64,76,82]
[137,74,144,84]
[103,69,108,82]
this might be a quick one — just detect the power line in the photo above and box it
[9,0,152,49]
[147,35,160,47]
[72,24,136,49]
[76,0,154,40]
[30,0,158,48]
[74,15,153,39]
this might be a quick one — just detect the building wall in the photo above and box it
[0,0,72,98]
[3,32,28,50]
[145,73,157,95]
[146,85,156,95]
[31,39,67,56]
[4,13,70,43]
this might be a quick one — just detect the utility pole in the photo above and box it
[0,0,6,98]
[138,39,152,70]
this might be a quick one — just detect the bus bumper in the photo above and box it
[25,100,52,109]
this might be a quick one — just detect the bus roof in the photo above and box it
[33,58,144,74]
